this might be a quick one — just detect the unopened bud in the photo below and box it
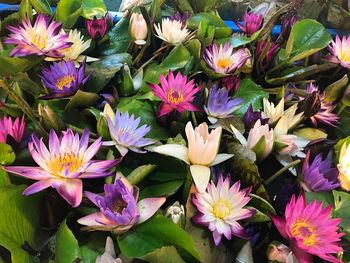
[165,201,185,226]
[267,241,291,263]
[130,13,148,46]
[38,103,64,132]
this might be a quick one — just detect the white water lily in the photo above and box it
[46,29,97,65]
[151,122,233,193]
[337,142,350,191]
[154,18,191,45]
[96,237,122,263]
[231,120,274,161]
[130,13,148,45]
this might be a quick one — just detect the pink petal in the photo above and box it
[23,179,54,195]
[82,159,121,176]
[158,103,174,117]
[290,241,313,263]
[137,197,166,224]
[54,179,83,207]
[77,212,105,226]
[3,166,51,180]
[270,214,289,240]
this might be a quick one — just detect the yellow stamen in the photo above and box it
[55,75,76,90]
[339,52,350,63]
[48,153,82,176]
[291,220,316,246]
[167,89,184,104]
[213,200,231,219]
[31,33,47,49]
[216,58,232,70]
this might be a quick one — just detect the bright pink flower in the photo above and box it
[149,71,201,117]
[327,35,350,70]
[234,12,263,36]
[0,116,26,144]
[85,15,108,40]
[271,195,344,263]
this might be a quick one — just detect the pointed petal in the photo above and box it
[230,125,247,145]
[77,212,105,226]
[55,179,83,207]
[3,166,51,180]
[270,214,288,239]
[290,241,313,263]
[150,144,189,164]
[137,197,166,224]
[23,179,54,195]
[190,165,211,193]
[211,153,234,166]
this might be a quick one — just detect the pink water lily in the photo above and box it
[0,116,26,144]
[3,129,119,207]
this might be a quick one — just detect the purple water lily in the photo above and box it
[243,104,268,131]
[301,151,340,192]
[78,178,165,233]
[256,39,280,73]
[3,129,119,207]
[204,85,242,123]
[40,59,90,99]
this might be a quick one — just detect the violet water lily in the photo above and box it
[3,129,119,207]
[4,14,70,58]
[0,116,26,144]
[151,122,233,193]
[40,59,90,99]
[150,71,201,117]
[204,85,243,123]
[77,178,165,233]
[234,12,263,36]
[102,104,154,156]
[301,151,340,192]
[192,176,255,245]
[255,39,279,73]
[203,42,250,75]
[271,195,344,263]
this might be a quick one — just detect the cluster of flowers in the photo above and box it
[2,2,350,263]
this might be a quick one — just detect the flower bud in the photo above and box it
[85,15,108,40]
[267,241,291,263]
[165,201,185,226]
[242,49,253,74]
[38,103,64,132]
[130,13,147,46]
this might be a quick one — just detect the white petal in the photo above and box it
[190,165,211,193]
[230,125,247,145]
[150,144,189,164]
[137,197,166,224]
[211,153,234,166]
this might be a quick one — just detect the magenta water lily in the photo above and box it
[271,195,344,263]
[4,14,70,58]
[0,116,26,144]
[192,176,254,246]
[3,129,119,207]
[234,12,263,36]
[150,71,201,117]
[86,15,108,40]
[40,59,90,99]
[78,178,165,233]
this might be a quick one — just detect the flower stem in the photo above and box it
[191,111,198,127]
[0,78,48,136]
[265,159,301,185]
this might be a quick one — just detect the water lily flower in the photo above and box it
[305,83,339,127]
[3,129,119,207]
[86,15,108,40]
[78,178,165,233]
[169,11,190,29]
[165,201,185,225]
[204,85,243,123]
[0,116,26,144]
[102,104,154,156]
[129,13,148,45]
[221,75,240,92]
[40,59,90,99]
[45,29,96,65]
[203,42,250,75]
[154,17,191,45]
[243,104,268,131]
[192,175,254,246]
[4,14,70,58]
[267,241,291,263]
[231,119,274,161]
[234,12,263,36]
[337,141,350,191]
[301,151,339,192]
[256,39,279,73]
[327,35,350,70]
[149,71,201,117]
[151,122,233,192]
[271,195,344,263]
[96,237,122,263]
[119,0,144,12]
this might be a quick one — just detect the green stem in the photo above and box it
[0,79,47,136]
[338,103,347,115]
[67,124,98,138]
[265,159,301,185]
[191,111,198,127]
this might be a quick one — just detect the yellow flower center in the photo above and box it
[216,58,232,70]
[339,52,350,63]
[31,33,47,49]
[291,220,316,247]
[55,75,76,90]
[167,89,184,104]
[213,200,231,219]
[48,153,82,176]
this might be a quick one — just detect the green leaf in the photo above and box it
[285,19,332,62]
[117,215,200,262]
[332,190,350,240]
[150,0,165,22]
[0,185,42,263]
[29,0,52,14]
[324,74,349,103]
[101,18,131,55]
[0,168,11,187]
[234,78,268,117]
[55,220,81,263]
[188,13,226,29]
[80,233,108,263]
[0,143,15,165]
[139,180,184,199]
[336,107,350,138]
[246,207,270,223]
[249,193,276,214]
[127,164,157,185]
[217,31,260,48]
[19,0,33,20]
[81,0,107,19]
[55,0,83,29]
[305,191,334,208]
[0,51,42,77]
[64,90,100,110]
[293,128,327,141]
[140,246,185,263]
